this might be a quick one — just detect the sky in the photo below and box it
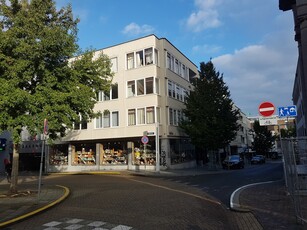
[55,0,297,116]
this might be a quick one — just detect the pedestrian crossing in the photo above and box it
[41,218,134,230]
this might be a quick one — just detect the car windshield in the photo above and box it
[229,156,240,160]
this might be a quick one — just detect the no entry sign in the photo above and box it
[259,102,275,117]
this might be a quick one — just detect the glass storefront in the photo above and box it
[49,144,68,165]
[72,143,96,165]
[99,142,127,165]
[48,137,194,169]
[170,139,195,164]
[132,138,156,165]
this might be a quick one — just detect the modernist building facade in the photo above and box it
[280,0,307,137]
[0,35,251,173]
[43,34,198,172]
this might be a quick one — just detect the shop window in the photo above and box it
[72,145,96,165]
[99,143,127,165]
[128,109,136,126]
[133,141,156,166]
[49,144,68,165]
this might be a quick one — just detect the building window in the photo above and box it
[103,111,110,128]
[155,49,158,66]
[168,80,173,97]
[146,77,154,94]
[156,107,160,123]
[96,116,102,128]
[104,91,110,101]
[110,57,118,73]
[112,111,119,127]
[145,48,153,65]
[136,50,144,67]
[97,83,118,102]
[137,108,145,124]
[128,109,136,126]
[155,78,159,94]
[137,79,145,96]
[169,108,173,125]
[174,109,178,126]
[127,81,135,97]
[111,84,118,99]
[127,52,134,69]
[146,107,155,124]
[74,116,87,130]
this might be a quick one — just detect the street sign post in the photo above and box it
[259,102,275,117]
[141,135,149,144]
[278,105,297,117]
[259,116,278,126]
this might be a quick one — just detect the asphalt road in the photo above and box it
[156,162,284,207]
[7,173,240,230]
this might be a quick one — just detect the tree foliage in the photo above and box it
[0,0,113,192]
[252,120,274,154]
[180,61,240,154]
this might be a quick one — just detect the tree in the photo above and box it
[0,0,113,193]
[252,120,274,155]
[180,61,240,165]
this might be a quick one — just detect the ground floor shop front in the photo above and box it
[46,136,196,173]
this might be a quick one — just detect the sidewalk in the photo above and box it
[0,167,304,229]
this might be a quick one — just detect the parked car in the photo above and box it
[222,155,244,169]
[251,155,266,164]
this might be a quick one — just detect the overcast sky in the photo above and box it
[55,0,297,116]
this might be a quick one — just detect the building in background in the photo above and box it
[46,34,198,172]
[280,0,307,136]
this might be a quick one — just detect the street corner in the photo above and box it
[0,184,70,228]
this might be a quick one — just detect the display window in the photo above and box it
[170,139,195,164]
[49,144,68,165]
[99,142,128,165]
[72,144,96,165]
[132,140,156,165]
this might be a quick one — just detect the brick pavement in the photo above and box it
[0,168,305,229]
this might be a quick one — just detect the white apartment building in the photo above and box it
[45,34,198,172]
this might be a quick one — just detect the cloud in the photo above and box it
[186,0,222,32]
[212,40,297,116]
[122,23,155,37]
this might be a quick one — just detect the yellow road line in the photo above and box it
[0,185,70,227]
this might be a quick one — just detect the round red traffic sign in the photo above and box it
[141,135,149,144]
[259,101,275,117]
